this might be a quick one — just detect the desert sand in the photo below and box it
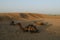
[0,13,60,40]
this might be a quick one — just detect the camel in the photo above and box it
[10,20,39,33]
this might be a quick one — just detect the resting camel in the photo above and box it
[10,20,39,33]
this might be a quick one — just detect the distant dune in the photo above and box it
[0,13,60,21]
[0,13,42,21]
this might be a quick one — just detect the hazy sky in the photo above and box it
[0,0,60,14]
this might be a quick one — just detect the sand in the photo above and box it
[0,13,60,40]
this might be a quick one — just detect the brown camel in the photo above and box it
[10,20,40,33]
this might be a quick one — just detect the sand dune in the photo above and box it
[0,13,44,20]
